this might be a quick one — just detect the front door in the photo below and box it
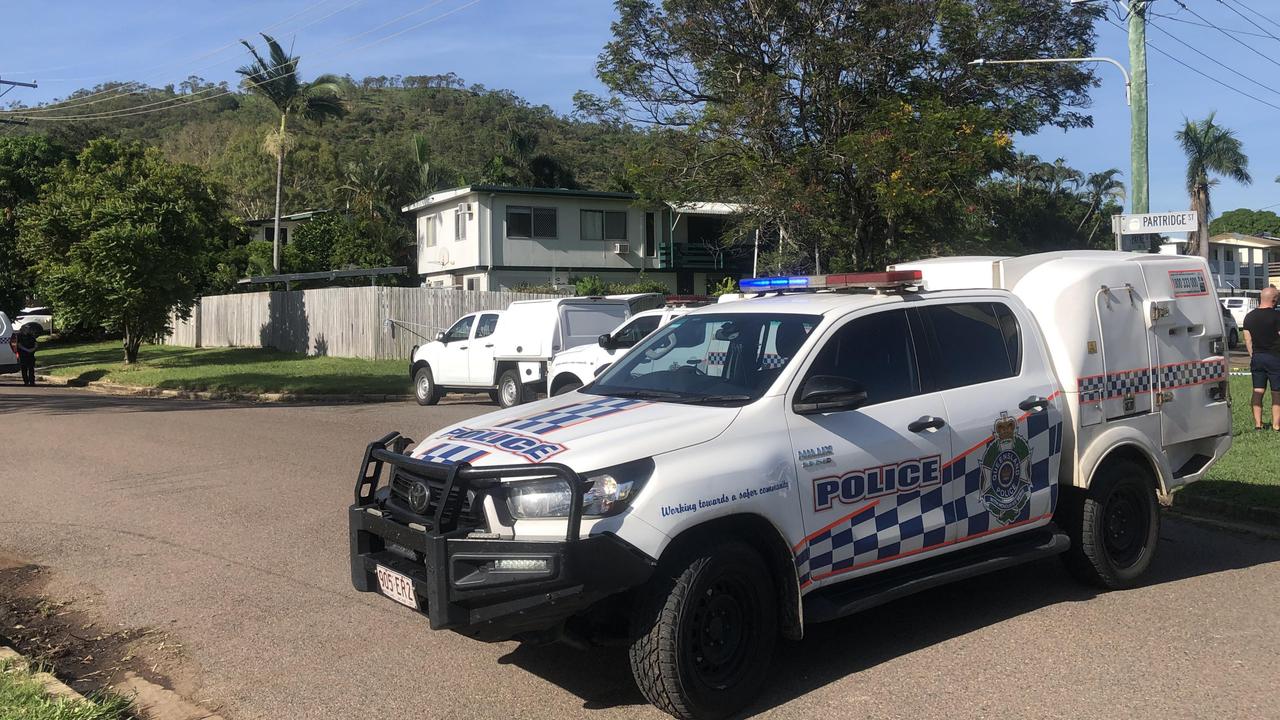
[468,313,501,385]
[787,308,953,591]
[438,314,474,384]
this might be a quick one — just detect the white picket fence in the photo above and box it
[165,286,560,360]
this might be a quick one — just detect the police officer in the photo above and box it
[15,325,38,386]
[1243,286,1280,430]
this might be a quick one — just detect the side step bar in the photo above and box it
[803,525,1070,625]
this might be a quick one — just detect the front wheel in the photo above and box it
[1059,459,1160,589]
[498,369,528,408]
[413,366,439,406]
[629,541,777,720]
[1230,328,1240,349]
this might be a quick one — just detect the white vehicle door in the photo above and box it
[437,314,475,384]
[787,308,953,591]
[919,300,1063,542]
[468,313,501,385]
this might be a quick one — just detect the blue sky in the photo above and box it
[2,0,1277,216]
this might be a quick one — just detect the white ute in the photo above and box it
[352,251,1231,720]
[409,296,637,408]
[546,299,710,397]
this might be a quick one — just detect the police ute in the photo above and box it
[350,250,1231,720]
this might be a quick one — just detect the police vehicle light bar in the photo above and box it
[739,270,922,292]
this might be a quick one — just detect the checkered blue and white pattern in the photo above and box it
[417,443,488,465]
[759,353,787,369]
[794,409,1063,589]
[1159,359,1226,389]
[1078,374,1106,404]
[1105,367,1152,400]
[499,397,646,435]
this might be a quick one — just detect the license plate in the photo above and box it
[375,565,418,610]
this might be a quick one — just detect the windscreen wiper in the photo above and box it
[678,393,753,405]
[599,389,685,400]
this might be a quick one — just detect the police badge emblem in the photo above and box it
[979,412,1033,525]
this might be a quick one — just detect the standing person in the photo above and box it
[1243,286,1280,430]
[15,325,37,386]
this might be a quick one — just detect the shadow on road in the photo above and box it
[500,517,1280,715]
[0,386,283,415]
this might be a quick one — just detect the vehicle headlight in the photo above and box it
[504,458,654,519]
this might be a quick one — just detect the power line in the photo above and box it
[11,0,482,123]
[1102,16,1280,112]
[1216,0,1280,41]
[11,0,455,123]
[1225,0,1280,32]
[1148,10,1276,39]
[1168,0,1280,69]
[1146,18,1280,98]
[0,0,362,116]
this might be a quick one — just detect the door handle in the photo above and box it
[457,345,468,350]
[1018,395,1049,413]
[484,343,494,348]
[908,416,946,433]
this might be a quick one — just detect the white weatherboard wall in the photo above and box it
[166,286,558,360]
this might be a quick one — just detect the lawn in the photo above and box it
[1180,374,1280,510]
[0,659,133,720]
[33,339,410,396]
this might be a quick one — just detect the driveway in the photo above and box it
[2,381,1278,719]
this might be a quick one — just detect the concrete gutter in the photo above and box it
[33,373,413,404]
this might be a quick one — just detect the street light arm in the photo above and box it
[968,56,1131,106]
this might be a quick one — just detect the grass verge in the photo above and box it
[1179,374,1280,511]
[0,659,133,720]
[33,339,409,396]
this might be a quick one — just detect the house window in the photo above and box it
[455,209,467,241]
[1209,246,1220,273]
[645,212,657,257]
[264,226,288,244]
[581,210,628,241]
[422,214,437,248]
[506,206,557,239]
[465,277,476,291]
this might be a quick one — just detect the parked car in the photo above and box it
[0,312,18,373]
[11,306,53,336]
[546,298,711,396]
[1221,296,1255,329]
[352,251,1231,719]
[1222,306,1240,349]
[410,296,642,408]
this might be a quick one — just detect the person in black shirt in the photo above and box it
[1242,287,1280,430]
[15,325,38,386]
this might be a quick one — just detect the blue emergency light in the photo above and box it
[738,270,922,293]
[739,276,810,291]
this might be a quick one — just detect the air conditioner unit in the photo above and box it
[613,242,630,254]
[456,202,474,216]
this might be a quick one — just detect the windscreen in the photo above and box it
[588,312,821,406]
[561,304,630,347]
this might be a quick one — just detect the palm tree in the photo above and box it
[1076,169,1126,243]
[237,33,346,272]
[1176,113,1251,257]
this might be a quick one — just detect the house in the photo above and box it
[243,209,329,245]
[401,185,751,294]
[1156,232,1280,293]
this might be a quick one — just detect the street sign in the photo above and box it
[1114,211,1198,235]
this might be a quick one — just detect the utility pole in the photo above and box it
[0,78,38,125]
[1128,1,1149,216]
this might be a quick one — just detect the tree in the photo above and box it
[237,33,346,272]
[1208,208,1280,238]
[1076,168,1126,244]
[18,140,236,363]
[588,0,1100,270]
[1176,113,1251,257]
[0,136,68,313]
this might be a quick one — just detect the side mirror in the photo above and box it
[436,331,447,342]
[793,375,868,415]
[598,333,614,349]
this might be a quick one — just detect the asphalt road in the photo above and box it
[2,381,1279,720]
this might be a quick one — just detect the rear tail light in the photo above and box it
[8,337,16,355]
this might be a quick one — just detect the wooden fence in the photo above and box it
[164,287,560,360]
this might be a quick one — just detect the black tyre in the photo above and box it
[629,541,777,720]
[1229,328,1240,349]
[20,323,43,337]
[552,378,583,396]
[498,369,528,408]
[1059,459,1160,589]
[487,390,500,404]
[413,366,440,406]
